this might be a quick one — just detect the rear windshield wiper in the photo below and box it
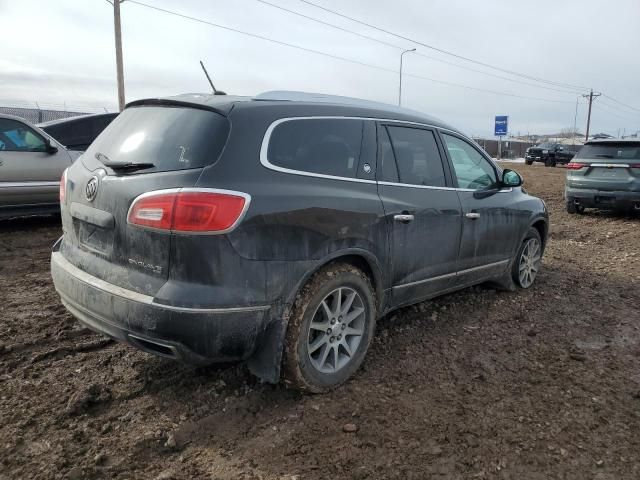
[95,151,155,172]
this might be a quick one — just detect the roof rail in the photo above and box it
[254,90,423,115]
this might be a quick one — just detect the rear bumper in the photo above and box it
[565,187,640,209]
[50,248,272,365]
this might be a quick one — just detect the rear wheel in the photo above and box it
[282,264,376,393]
[545,157,557,167]
[512,228,542,289]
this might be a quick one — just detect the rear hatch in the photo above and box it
[59,104,230,296]
[566,141,640,191]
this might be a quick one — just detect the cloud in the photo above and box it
[0,0,638,136]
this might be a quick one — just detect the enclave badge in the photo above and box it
[85,176,99,201]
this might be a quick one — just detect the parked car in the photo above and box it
[565,139,640,214]
[525,142,579,167]
[0,113,80,219]
[51,91,549,392]
[38,112,118,152]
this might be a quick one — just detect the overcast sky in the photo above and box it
[1,0,639,137]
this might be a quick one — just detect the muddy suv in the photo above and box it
[565,139,640,213]
[51,91,548,392]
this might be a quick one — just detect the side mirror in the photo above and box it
[44,138,58,154]
[558,146,564,151]
[502,169,523,187]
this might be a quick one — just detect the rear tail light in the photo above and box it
[60,169,68,204]
[630,163,640,169]
[566,162,588,170]
[127,189,250,233]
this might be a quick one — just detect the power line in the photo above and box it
[594,103,639,123]
[253,0,581,96]
[403,71,575,104]
[300,0,589,92]
[599,100,640,119]
[126,0,396,73]
[601,94,640,113]
[127,0,577,105]
[254,0,401,50]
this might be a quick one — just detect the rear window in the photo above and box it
[267,118,363,178]
[576,143,640,160]
[85,106,230,173]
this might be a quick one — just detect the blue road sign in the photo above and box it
[494,116,508,136]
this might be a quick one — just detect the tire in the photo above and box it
[512,227,542,289]
[282,264,376,393]
[525,160,533,166]
[545,157,556,167]
[566,201,578,214]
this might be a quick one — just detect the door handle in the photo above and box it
[465,212,481,219]
[394,214,414,223]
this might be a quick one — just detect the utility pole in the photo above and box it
[111,0,126,111]
[582,89,601,142]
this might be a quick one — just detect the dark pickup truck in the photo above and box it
[525,142,579,167]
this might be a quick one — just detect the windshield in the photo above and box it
[575,143,640,160]
[84,106,230,173]
[536,142,556,149]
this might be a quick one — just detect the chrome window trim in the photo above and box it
[259,116,377,185]
[126,187,252,235]
[590,163,630,168]
[393,259,510,290]
[0,181,60,188]
[259,116,512,193]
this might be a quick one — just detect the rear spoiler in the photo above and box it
[125,98,235,116]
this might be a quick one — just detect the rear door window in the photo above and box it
[266,118,364,178]
[385,126,446,187]
[84,106,230,173]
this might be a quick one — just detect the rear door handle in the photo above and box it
[394,214,414,223]
[465,212,481,219]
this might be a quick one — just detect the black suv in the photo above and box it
[51,91,548,392]
[525,142,579,167]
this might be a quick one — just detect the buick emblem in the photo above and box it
[85,176,99,201]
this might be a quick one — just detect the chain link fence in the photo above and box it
[0,102,111,124]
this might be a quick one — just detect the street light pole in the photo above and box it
[398,48,416,106]
[572,96,579,145]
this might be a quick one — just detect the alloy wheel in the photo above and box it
[518,238,541,288]
[306,287,366,374]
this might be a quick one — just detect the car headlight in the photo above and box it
[542,149,548,154]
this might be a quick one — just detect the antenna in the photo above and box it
[199,60,226,95]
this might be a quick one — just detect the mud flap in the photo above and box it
[246,312,288,384]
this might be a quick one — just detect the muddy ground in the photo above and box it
[1,164,639,479]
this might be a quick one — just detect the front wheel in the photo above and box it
[512,228,542,288]
[525,159,533,166]
[282,264,376,393]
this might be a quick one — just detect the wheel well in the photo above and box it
[532,220,547,250]
[315,254,382,310]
